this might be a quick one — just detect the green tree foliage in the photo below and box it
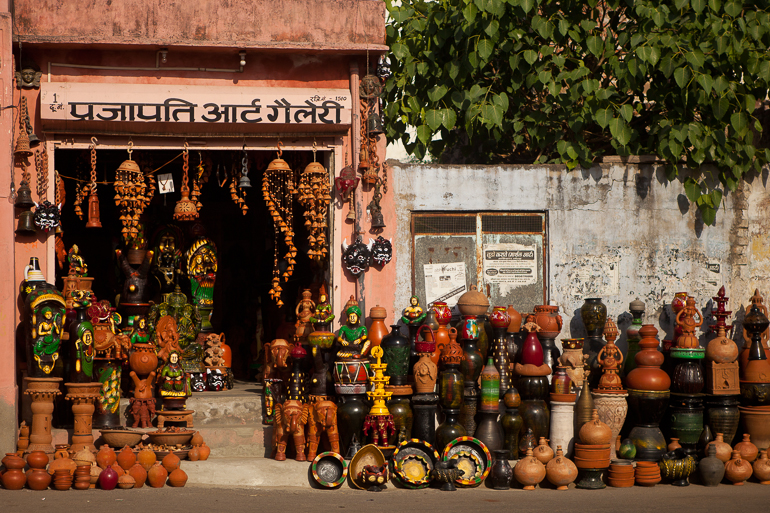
[385,0,770,225]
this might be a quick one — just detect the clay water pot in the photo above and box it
[533,437,554,464]
[533,305,562,340]
[706,335,739,363]
[161,452,181,473]
[128,462,147,488]
[734,433,758,462]
[90,465,102,487]
[112,464,125,478]
[668,438,682,451]
[724,450,753,485]
[705,433,732,463]
[1,455,26,489]
[699,445,725,486]
[188,446,200,462]
[197,443,211,461]
[96,445,117,469]
[367,305,389,348]
[137,447,156,471]
[579,410,612,445]
[27,468,51,490]
[99,465,118,490]
[514,448,546,490]
[117,474,135,489]
[48,448,77,477]
[130,343,159,375]
[26,450,49,470]
[168,468,188,487]
[191,431,204,447]
[147,461,168,488]
[53,468,73,490]
[506,305,522,333]
[753,450,770,484]
[2,452,25,470]
[545,446,577,490]
[117,445,136,470]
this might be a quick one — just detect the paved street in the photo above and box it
[1,482,767,513]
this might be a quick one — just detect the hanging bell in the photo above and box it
[14,179,35,209]
[27,131,41,148]
[116,158,141,175]
[15,210,36,234]
[358,146,370,171]
[238,174,252,188]
[14,129,33,159]
[86,191,102,228]
[371,210,386,229]
[346,198,356,221]
[266,157,292,173]
[173,185,199,221]
[367,114,385,136]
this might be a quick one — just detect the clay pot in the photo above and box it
[634,462,661,486]
[117,474,135,489]
[117,445,136,470]
[147,461,168,488]
[161,452,180,473]
[1,456,26,490]
[739,407,770,450]
[128,462,147,488]
[137,447,156,471]
[456,285,489,316]
[625,325,671,391]
[579,410,612,445]
[699,445,725,486]
[113,463,125,477]
[735,433,758,462]
[72,448,96,467]
[533,437,554,464]
[27,468,51,490]
[26,450,49,470]
[90,465,102,487]
[706,334,739,363]
[487,450,513,490]
[188,446,200,462]
[533,305,562,339]
[545,446,577,490]
[191,431,204,447]
[520,331,544,366]
[2,452,25,470]
[168,468,188,487]
[96,445,117,469]
[753,450,770,484]
[724,450,753,485]
[197,443,211,461]
[706,433,732,463]
[130,343,159,375]
[53,468,73,490]
[514,448,546,490]
[98,465,119,490]
[506,305,522,333]
[668,438,682,452]
[48,449,77,476]
[367,305,389,348]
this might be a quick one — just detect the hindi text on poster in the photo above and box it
[482,243,538,286]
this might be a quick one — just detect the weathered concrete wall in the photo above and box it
[390,161,768,354]
[13,0,386,50]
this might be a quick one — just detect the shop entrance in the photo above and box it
[54,142,335,381]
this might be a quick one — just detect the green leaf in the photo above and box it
[691,0,706,12]
[724,0,742,17]
[701,206,716,226]
[492,92,509,112]
[712,97,729,119]
[390,7,414,23]
[684,178,701,202]
[697,74,713,95]
[485,20,499,38]
[595,108,613,128]
[463,4,478,23]
[709,0,721,11]
[745,94,757,113]
[711,189,723,208]
[609,118,632,145]
[441,109,457,130]
[477,38,494,61]
[674,67,691,88]
[580,20,597,32]
[674,0,689,8]
[416,125,432,145]
[538,70,551,84]
[481,102,504,126]
[391,42,408,61]
[669,138,683,158]
[587,36,603,56]
[619,104,634,122]
[686,50,705,70]
[451,91,466,109]
[714,76,728,94]
[427,85,448,102]
[425,109,443,131]
[520,0,535,13]
[523,50,538,65]
[731,111,748,134]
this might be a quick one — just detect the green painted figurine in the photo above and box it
[337,305,370,358]
[401,295,427,326]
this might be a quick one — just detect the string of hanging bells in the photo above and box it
[173,142,199,222]
[297,141,332,262]
[115,140,155,243]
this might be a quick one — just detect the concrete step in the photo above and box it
[185,457,312,488]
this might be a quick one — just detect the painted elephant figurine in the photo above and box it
[273,399,309,462]
[306,399,340,460]
[263,339,293,383]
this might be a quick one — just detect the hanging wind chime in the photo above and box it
[14,96,35,210]
[298,142,332,262]
[335,161,359,222]
[263,142,297,307]
[190,151,210,211]
[229,146,249,215]
[115,140,153,242]
[85,138,102,228]
[173,142,199,222]
[359,67,384,186]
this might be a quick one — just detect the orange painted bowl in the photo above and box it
[573,456,610,469]
[608,477,635,488]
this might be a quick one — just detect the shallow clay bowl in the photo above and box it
[573,456,610,469]
[392,439,440,489]
[99,429,145,448]
[311,452,348,488]
[146,431,194,447]
[349,444,387,490]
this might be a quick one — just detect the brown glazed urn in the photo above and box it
[506,305,522,333]
[533,437,554,464]
[96,445,117,469]
[26,468,51,490]
[724,450,753,485]
[161,452,180,473]
[579,410,613,445]
[545,447,578,490]
[128,462,147,488]
[734,434,758,463]
[367,305,389,347]
[137,447,156,471]
[706,433,732,463]
[753,450,770,484]
[147,461,168,488]
[117,445,137,470]
[168,468,188,487]
[514,448,546,490]
[625,325,671,391]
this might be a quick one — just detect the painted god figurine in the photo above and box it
[675,296,703,349]
[596,318,624,392]
[401,295,427,326]
[129,316,151,345]
[336,305,370,358]
[155,315,183,363]
[26,287,67,377]
[151,225,184,294]
[185,237,217,331]
[310,285,335,331]
[295,289,316,343]
[158,351,192,409]
[128,371,156,428]
[67,245,88,277]
[148,286,201,350]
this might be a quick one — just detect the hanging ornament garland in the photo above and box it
[34,143,48,201]
[85,138,102,228]
[114,140,153,243]
[229,149,249,215]
[298,142,332,262]
[263,142,297,307]
[173,142,199,221]
[190,151,210,211]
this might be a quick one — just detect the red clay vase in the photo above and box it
[98,465,119,490]
[520,331,544,366]
[96,445,117,470]
[137,447,156,471]
[26,450,49,470]
[26,468,51,490]
[117,445,136,470]
[197,443,211,461]
[161,452,180,473]
[147,462,168,488]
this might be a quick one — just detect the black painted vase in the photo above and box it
[435,409,466,453]
[337,394,368,458]
[475,411,503,453]
[381,324,411,387]
[487,450,513,490]
[386,395,413,446]
[706,396,740,446]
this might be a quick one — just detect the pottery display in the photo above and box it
[558,338,588,391]
[117,474,136,489]
[724,450,753,485]
[24,377,63,454]
[752,450,770,484]
[459,317,483,436]
[579,409,612,445]
[623,299,645,376]
[128,462,147,488]
[533,304,562,375]
[147,461,168,488]
[581,298,607,386]
[592,393,628,461]
[501,388,523,458]
[735,433,759,462]
[490,307,511,395]
[739,407,770,450]
[545,446,578,490]
[349,444,388,491]
[1,453,27,490]
[575,382,595,434]
[367,305,389,348]
[49,444,77,476]
[659,448,696,486]
[666,393,704,458]
[137,447,156,471]
[706,396,740,445]
[607,461,635,488]
[487,450,513,490]
[53,468,73,490]
[706,432,733,463]
[634,460,661,487]
[168,468,188,487]
[27,467,52,490]
[741,304,770,382]
[161,451,181,473]
[431,460,463,491]
[99,464,119,490]
[514,448,546,490]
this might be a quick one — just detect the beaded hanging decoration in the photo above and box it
[173,142,199,221]
[229,149,249,215]
[35,144,48,201]
[263,143,297,307]
[115,140,153,241]
[297,142,332,262]
[190,151,210,211]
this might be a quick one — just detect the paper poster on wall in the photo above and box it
[423,262,467,307]
[482,243,538,287]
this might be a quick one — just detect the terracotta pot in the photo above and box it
[117,474,135,489]
[545,447,577,490]
[167,468,188,487]
[668,438,682,451]
[706,433,732,463]
[128,462,147,488]
[625,325,671,391]
[506,305,522,333]
[533,305,562,339]
[2,452,25,470]
[48,451,76,476]
[98,465,118,490]
[514,448,546,490]
[1,467,26,490]
[112,464,125,478]
[147,461,168,488]
[706,333,739,363]
[117,445,136,470]
[188,446,200,462]
[26,450,49,470]
[129,343,159,376]
[735,433,759,462]
[191,431,204,447]
[724,450,752,485]
[740,407,770,451]
[198,443,211,461]
[161,452,180,473]
[367,305,389,348]
[579,410,612,445]
[699,445,725,486]
[456,285,489,317]
[96,445,117,469]
[533,437,554,464]
[608,476,635,488]
[27,468,51,490]
[72,448,96,467]
[520,331,544,366]
[753,450,770,484]
[137,447,156,471]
